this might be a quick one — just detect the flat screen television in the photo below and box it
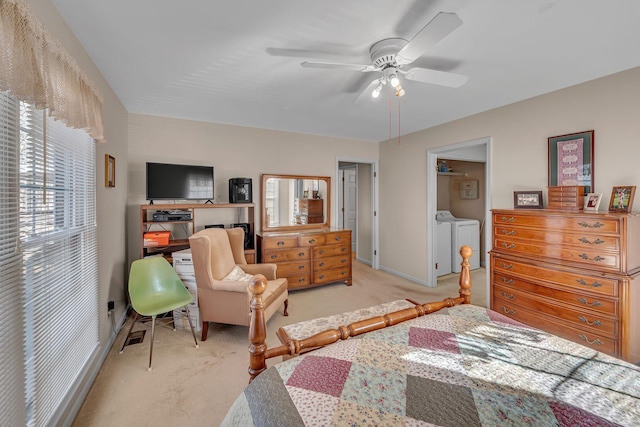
[146,162,214,201]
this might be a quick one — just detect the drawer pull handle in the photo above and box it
[319,262,325,267]
[576,279,603,288]
[277,241,285,246]
[499,277,514,285]
[578,221,604,229]
[500,229,516,235]
[500,216,516,222]
[298,277,305,283]
[308,239,316,244]
[500,242,516,249]
[577,316,602,326]
[341,259,346,264]
[319,275,324,279]
[270,255,277,260]
[578,334,603,346]
[579,237,605,245]
[299,252,305,256]
[500,291,514,299]
[499,262,514,269]
[298,265,305,270]
[577,297,602,307]
[499,306,516,315]
[335,236,341,241]
[319,250,325,255]
[578,253,605,262]
[341,247,347,252]
[341,271,346,275]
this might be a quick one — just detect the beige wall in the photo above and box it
[380,66,640,283]
[127,114,378,264]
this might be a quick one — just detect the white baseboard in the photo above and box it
[378,265,432,287]
[356,256,372,266]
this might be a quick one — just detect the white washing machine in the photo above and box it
[436,221,452,277]
[436,210,480,273]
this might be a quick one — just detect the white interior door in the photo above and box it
[336,158,378,270]
[338,170,344,229]
[343,168,357,252]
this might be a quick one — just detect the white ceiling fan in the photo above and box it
[297,12,469,100]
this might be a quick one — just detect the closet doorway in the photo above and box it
[337,159,379,269]
[426,137,492,305]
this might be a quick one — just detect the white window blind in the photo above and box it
[0,92,99,426]
[0,91,27,426]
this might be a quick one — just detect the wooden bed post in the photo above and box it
[248,274,268,382]
[459,245,472,304]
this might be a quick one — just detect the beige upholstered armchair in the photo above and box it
[189,227,288,341]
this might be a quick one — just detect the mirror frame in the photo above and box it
[261,174,331,232]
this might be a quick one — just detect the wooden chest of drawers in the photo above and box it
[257,229,352,290]
[297,199,324,224]
[490,209,640,363]
[547,185,585,210]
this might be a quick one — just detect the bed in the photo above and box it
[222,246,640,426]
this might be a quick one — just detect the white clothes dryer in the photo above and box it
[435,210,480,273]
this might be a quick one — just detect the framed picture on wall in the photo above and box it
[608,186,636,212]
[514,191,543,209]
[548,130,594,193]
[105,154,115,187]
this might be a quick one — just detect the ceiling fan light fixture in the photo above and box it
[395,85,405,97]
[371,81,384,98]
[389,73,400,88]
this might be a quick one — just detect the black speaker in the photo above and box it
[229,178,252,203]
[231,222,253,249]
[204,224,225,229]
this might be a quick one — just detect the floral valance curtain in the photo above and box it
[0,0,105,142]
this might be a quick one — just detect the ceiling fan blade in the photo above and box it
[395,12,463,65]
[266,47,354,60]
[404,67,469,88]
[301,61,377,72]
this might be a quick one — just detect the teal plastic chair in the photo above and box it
[120,257,199,370]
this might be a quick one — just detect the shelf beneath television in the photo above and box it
[139,203,256,263]
[144,202,254,209]
[144,239,191,249]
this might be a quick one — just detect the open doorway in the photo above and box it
[426,138,492,306]
[337,159,379,269]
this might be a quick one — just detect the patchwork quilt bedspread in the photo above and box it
[222,304,640,426]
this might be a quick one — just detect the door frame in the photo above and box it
[336,157,379,269]
[426,137,492,306]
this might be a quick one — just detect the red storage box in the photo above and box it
[143,231,170,247]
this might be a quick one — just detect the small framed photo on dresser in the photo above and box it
[608,186,636,212]
[514,191,543,209]
[584,193,602,212]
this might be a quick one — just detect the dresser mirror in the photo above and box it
[261,174,331,232]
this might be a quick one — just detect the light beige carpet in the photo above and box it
[72,262,486,426]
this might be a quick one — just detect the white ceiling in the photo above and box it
[51,0,640,142]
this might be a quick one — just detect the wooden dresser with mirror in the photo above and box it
[257,174,352,290]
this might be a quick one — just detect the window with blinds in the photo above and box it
[0,92,98,426]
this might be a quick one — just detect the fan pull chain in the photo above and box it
[397,97,401,147]
[388,92,393,143]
